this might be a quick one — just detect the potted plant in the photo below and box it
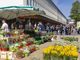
[16,50,25,58]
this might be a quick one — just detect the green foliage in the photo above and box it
[63,37,78,42]
[70,1,80,21]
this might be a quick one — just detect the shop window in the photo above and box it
[30,0,32,6]
[27,0,29,6]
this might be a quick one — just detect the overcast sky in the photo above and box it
[0,0,23,7]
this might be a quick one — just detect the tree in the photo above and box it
[70,0,80,23]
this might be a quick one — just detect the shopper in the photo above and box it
[71,26,77,35]
[63,25,66,35]
[59,25,63,35]
[11,22,17,29]
[1,20,9,32]
[77,27,80,34]
[56,25,60,35]
[46,25,50,32]
[38,22,44,32]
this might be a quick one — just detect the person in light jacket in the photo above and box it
[1,20,9,32]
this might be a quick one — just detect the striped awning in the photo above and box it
[0,6,45,19]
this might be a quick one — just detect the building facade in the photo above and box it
[23,0,68,24]
[0,0,67,24]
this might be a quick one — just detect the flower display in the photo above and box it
[62,37,78,42]
[43,45,78,60]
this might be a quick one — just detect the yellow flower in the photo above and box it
[60,51,65,56]
[55,46,63,51]
[43,45,78,57]
[43,48,51,54]
[48,46,54,50]
[51,50,57,55]
[71,46,77,51]
[71,51,78,57]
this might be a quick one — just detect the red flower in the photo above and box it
[0,48,2,51]
[18,46,23,49]
[1,48,8,51]
[30,48,36,53]
[26,42,33,46]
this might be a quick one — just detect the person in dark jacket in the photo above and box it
[59,25,63,35]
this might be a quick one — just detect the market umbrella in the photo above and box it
[0,6,42,19]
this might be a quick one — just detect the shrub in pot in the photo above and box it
[16,50,25,58]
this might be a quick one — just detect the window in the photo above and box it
[27,0,29,6]
[34,0,37,7]
[26,0,32,6]
[28,0,32,6]
[32,0,35,7]
[32,0,34,6]
[29,0,30,6]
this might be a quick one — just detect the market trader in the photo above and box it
[1,20,9,32]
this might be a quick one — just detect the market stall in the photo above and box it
[0,29,39,60]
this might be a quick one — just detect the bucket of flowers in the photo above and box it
[16,50,25,58]
[26,37,34,46]
[43,45,78,60]
[62,37,78,42]
[28,44,37,53]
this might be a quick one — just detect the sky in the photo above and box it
[52,0,74,19]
